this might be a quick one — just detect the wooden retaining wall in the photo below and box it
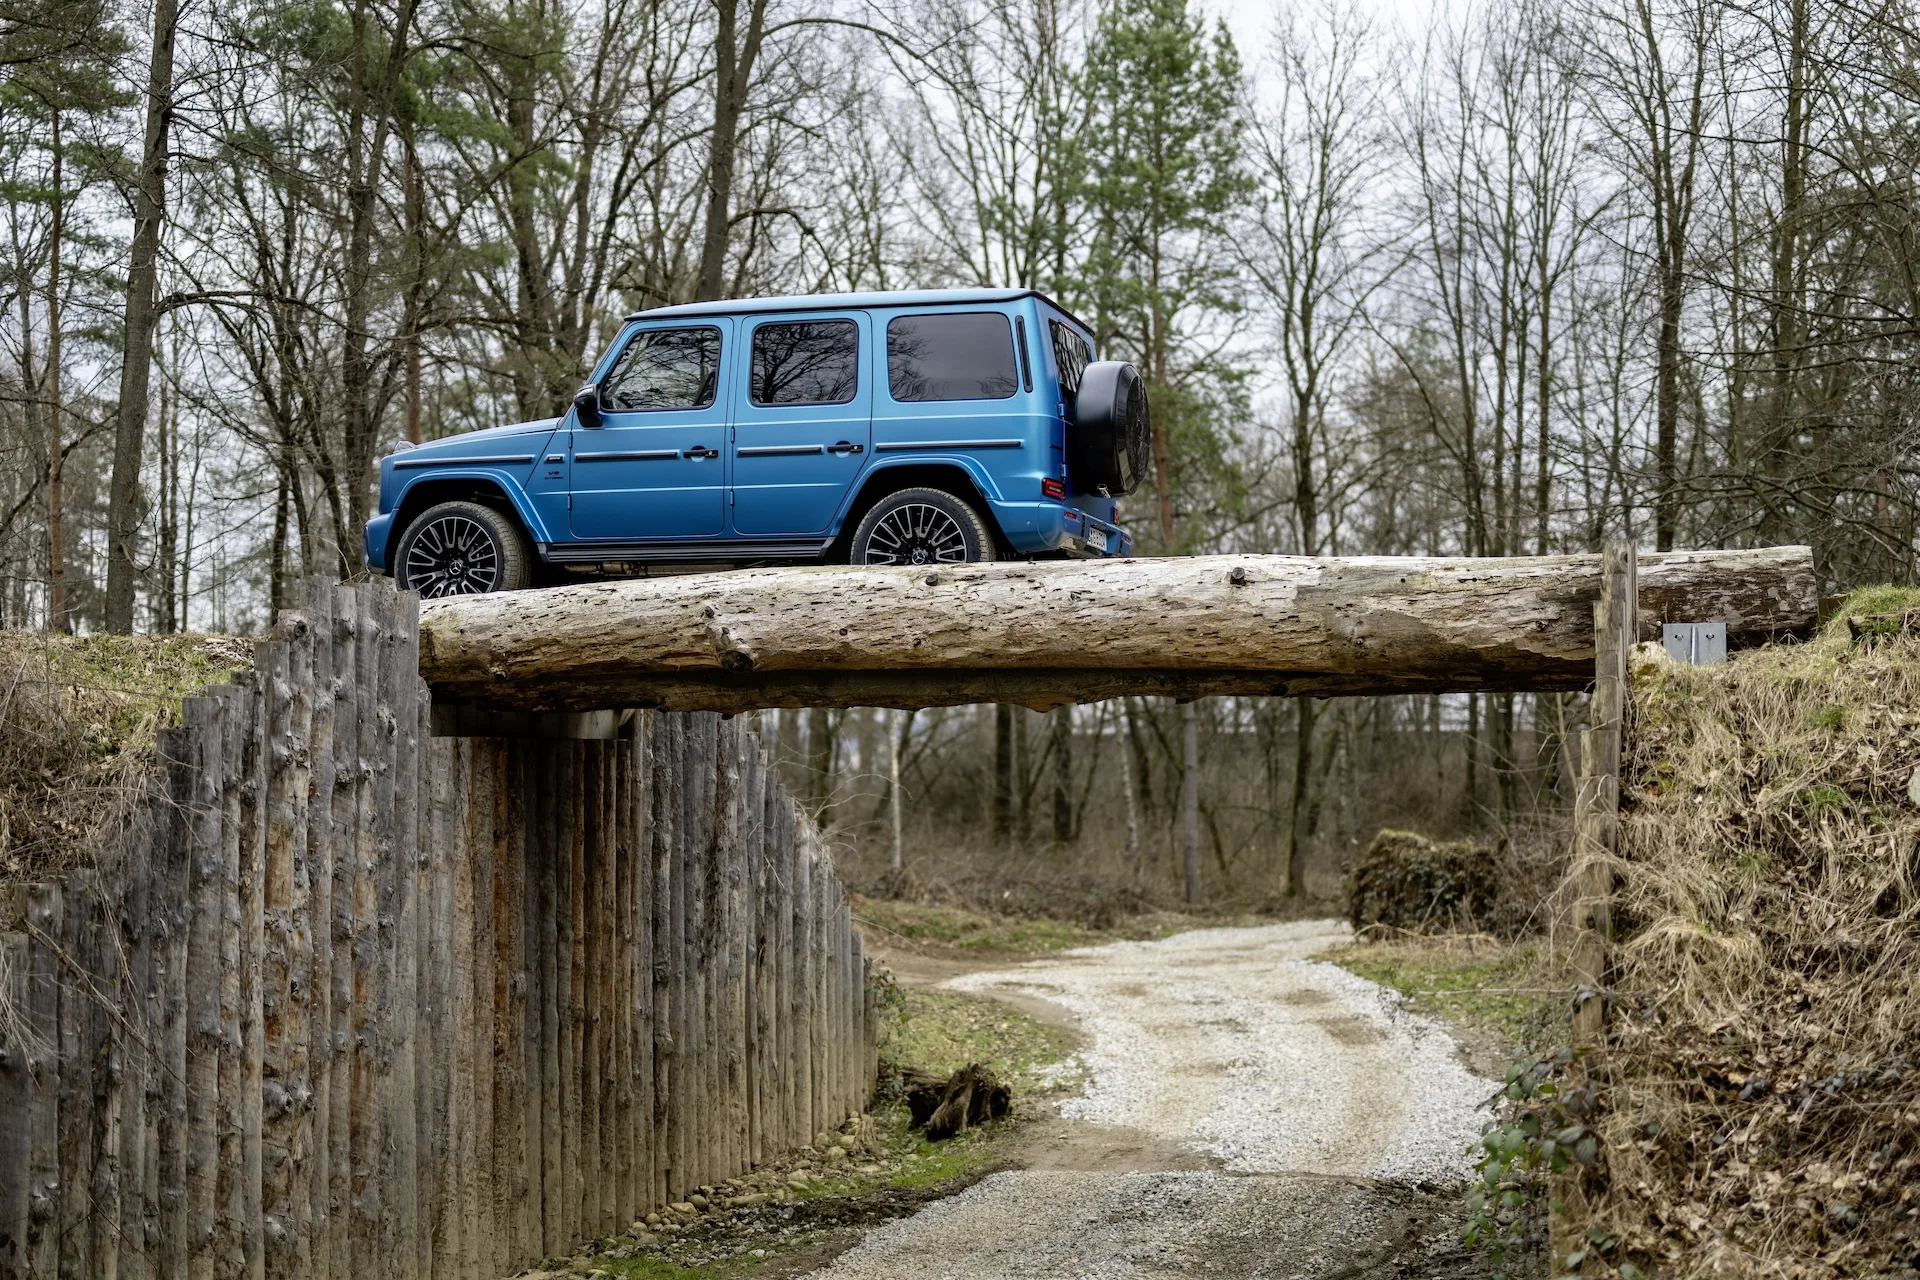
[0,579,879,1280]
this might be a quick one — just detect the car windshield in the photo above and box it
[601,326,721,411]
[887,313,1019,402]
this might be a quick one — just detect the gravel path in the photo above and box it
[810,922,1496,1279]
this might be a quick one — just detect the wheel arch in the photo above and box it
[390,474,544,558]
[829,462,1012,561]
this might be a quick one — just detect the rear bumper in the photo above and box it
[991,501,1133,558]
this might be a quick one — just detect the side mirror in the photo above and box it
[573,382,604,429]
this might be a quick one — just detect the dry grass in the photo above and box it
[0,630,252,885]
[1576,588,1920,1277]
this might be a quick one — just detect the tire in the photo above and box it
[1068,360,1150,496]
[850,487,998,566]
[394,500,534,597]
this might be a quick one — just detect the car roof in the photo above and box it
[624,288,1091,333]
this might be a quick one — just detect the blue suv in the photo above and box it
[365,288,1147,596]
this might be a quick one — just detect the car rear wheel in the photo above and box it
[395,500,533,597]
[850,487,997,566]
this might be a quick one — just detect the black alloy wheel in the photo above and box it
[850,487,996,566]
[395,500,533,597]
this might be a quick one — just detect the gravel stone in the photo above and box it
[947,921,1491,1182]
[809,922,1497,1278]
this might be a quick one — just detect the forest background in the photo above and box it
[1,0,1914,908]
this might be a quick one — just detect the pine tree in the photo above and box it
[1075,0,1250,551]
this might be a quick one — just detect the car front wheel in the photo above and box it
[850,487,997,566]
[394,500,534,597]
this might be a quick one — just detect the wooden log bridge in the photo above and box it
[417,546,1819,713]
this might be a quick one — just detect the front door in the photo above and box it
[730,312,873,535]
[570,320,731,540]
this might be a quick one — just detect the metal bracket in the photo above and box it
[1661,622,1727,665]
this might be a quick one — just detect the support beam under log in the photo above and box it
[416,547,1817,713]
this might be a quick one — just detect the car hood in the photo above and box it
[393,416,561,461]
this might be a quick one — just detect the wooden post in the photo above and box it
[467,739,499,1280]
[773,800,795,1150]
[262,618,313,1279]
[0,924,28,1278]
[261,640,301,1280]
[348,588,382,1280]
[1570,541,1635,1047]
[611,731,637,1226]
[56,873,94,1280]
[447,737,478,1280]
[24,881,62,1279]
[156,726,193,1280]
[121,812,157,1280]
[181,694,226,1280]
[794,827,816,1146]
[742,742,767,1170]
[301,578,335,1280]
[716,717,744,1181]
[495,739,533,1265]
[245,677,270,1280]
[533,742,560,1254]
[389,590,422,1280]
[629,715,655,1217]
[560,741,584,1247]
[326,584,359,1280]
[651,712,678,1206]
[579,743,604,1239]
[426,734,462,1280]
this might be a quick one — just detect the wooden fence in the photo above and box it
[0,578,879,1280]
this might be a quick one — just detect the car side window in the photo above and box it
[600,326,722,412]
[1050,320,1091,411]
[887,312,1018,402]
[751,320,858,406]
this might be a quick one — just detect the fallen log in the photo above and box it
[416,546,1817,713]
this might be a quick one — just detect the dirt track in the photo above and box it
[814,922,1498,1280]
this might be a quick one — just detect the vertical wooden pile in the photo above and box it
[1570,540,1636,1047]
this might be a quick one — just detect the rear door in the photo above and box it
[730,311,873,535]
[570,320,731,540]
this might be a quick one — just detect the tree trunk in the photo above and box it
[888,710,904,873]
[805,708,832,816]
[1051,707,1073,844]
[44,110,66,633]
[1118,717,1143,885]
[992,705,1013,845]
[696,0,769,302]
[1284,696,1313,898]
[105,0,182,632]
[1180,703,1200,903]
[417,548,1819,713]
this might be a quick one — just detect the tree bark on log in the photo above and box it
[416,548,1818,713]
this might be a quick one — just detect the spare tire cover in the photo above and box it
[1068,360,1150,497]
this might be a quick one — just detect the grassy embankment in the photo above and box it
[1408,586,1920,1280]
[0,631,253,882]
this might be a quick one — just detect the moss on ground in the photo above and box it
[851,896,1109,954]
[885,987,1076,1086]
[1321,938,1552,1053]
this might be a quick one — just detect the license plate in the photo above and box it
[1085,527,1108,554]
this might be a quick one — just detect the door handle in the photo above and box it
[826,440,865,455]
[683,445,720,459]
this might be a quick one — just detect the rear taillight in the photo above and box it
[1041,478,1066,500]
